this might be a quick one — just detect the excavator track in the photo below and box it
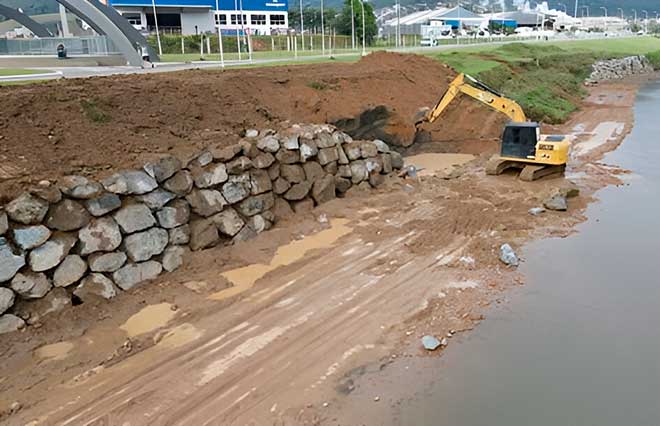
[486,156,565,181]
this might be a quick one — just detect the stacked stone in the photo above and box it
[0,124,403,334]
[587,55,654,83]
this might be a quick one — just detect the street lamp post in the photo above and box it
[299,0,305,51]
[351,0,356,50]
[360,0,366,56]
[320,0,325,55]
[215,0,224,67]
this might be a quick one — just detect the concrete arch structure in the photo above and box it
[0,5,54,38]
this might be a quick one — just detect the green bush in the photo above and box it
[647,50,660,70]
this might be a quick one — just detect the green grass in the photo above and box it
[81,99,111,123]
[0,68,46,76]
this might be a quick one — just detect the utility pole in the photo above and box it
[351,0,356,50]
[321,0,325,55]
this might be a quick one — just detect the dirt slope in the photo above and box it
[0,52,502,200]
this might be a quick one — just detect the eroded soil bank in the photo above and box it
[0,65,648,425]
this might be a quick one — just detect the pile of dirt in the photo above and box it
[0,52,502,199]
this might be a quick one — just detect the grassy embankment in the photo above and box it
[432,37,660,123]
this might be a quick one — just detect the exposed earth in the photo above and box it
[0,52,644,425]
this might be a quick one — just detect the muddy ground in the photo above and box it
[0,54,646,425]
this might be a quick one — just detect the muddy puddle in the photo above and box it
[35,342,74,362]
[209,218,352,301]
[120,303,177,338]
[394,81,660,425]
[405,153,474,176]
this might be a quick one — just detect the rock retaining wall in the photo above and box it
[0,124,404,334]
[587,55,654,83]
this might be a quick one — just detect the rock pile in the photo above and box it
[587,55,654,83]
[0,124,403,335]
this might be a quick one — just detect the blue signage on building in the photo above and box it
[109,0,288,11]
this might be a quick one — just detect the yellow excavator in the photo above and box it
[416,73,570,181]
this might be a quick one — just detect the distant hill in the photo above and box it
[0,0,59,21]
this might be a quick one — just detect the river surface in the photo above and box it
[398,81,660,425]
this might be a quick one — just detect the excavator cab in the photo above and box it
[501,122,540,160]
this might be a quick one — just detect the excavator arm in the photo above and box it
[421,73,528,124]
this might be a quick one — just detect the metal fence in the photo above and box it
[0,36,120,56]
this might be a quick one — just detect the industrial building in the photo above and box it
[106,0,288,35]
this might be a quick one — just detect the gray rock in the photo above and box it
[161,245,187,272]
[0,211,7,236]
[156,200,190,229]
[303,162,324,183]
[211,144,242,162]
[113,203,156,234]
[335,177,352,193]
[143,155,182,183]
[221,181,250,204]
[338,165,352,178]
[499,244,519,267]
[267,163,281,180]
[337,145,350,165]
[124,227,169,262]
[318,147,339,165]
[236,193,275,217]
[0,314,25,334]
[15,287,70,323]
[250,169,272,195]
[74,273,118,301]
[281,164,305,184]
[245,129,259,138]
[422,335,441,351]
[12,225,51,250]
[372,139,391,153]
[0,238,25,283]
[275,149,300,164]
[78,217,123,255]
[46,199,91,231]
[315,131,336,148]
[257,135,280,153]
[6,193,49,225]
[88,251,127,272]
[53,254,87,287]
[113,261,163,290]
[281,134,300,150]
[253,152,275,169]
[390,152,404,169]
[233,225,257,243]
[102,170,158,195]
[58,175,103,199]
[273,177,291,195]
[273,197,294,218]
[343,142,362,161]
[528,207,546,216]
[360,142,379,158]
[246,214,271,234]
[292,198,315,214]
[163,170,194,196]
[168,225,190,245]
[543,193,568,211]
[300,139,318,162]
[10,272,52,299]
[186,189,227,217]
[212,207,245,237]
[381,153,393,174]
[0,287,15,315]
[191,163,228,188]
[323,161,338,175]
[29,183,62,203]
[284,181,313,201]
[85,192,122,216]
[136,189,177,211]
[189,219,220,251]
[350,160,369,184]
[312,175,336,205]
[226,156,253,174]
[188,151,213,168]
[29,233,77,272]
[365,157,383,174]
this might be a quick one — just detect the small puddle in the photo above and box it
[35,341,74,362]
[405,153,475,177]
[209,218,353,301]
[120,303,177,338]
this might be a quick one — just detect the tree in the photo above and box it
[336,0,377,45]
[289,7,338,33]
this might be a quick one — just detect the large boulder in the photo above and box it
[78,217,123,255]
[123,227,169,262]
[273,177,291,195]
[29,182,62,203]
[318,147,339,165]
[113,204,156,234]
[246,214,271,234]
[163,170,194,196]
[256,135,280,153]
[136,189,177,210]
[0,238,25,283]
[58,175,103,199]
[273,197,294,218]
[102,170,158,195]
[0,314,25,335]
[281,134,300,150]
[191,163,228,188]
[212,207,245,237]
[186,189,227,217]
[74,273,118,301]
[236,193,275,217]
[302,162,324,183]
[275,149,300,164]
[0,287,15,315]
[28,233,77,272]
[281,164,305,184]
[88,251,127,272]
[226,156,253,174]
[53,254,87,287]
[12,225,51,250]
[221,181,250,204]
[112,261,163,290]
[284,181,313,201]
[143,155,182,183]
[312,175,336,205]
[211,144,242,162]
[390,152,404,169]
[5,193,49,225]
[360,142,379,158]
[10,272,52,299]
[250,169,272,195]
[253,152,275,169]
[46,199,91,231]
[335,176,352,193]
[300,139,318,162]
[156,200,190,229]
[168,225,190,245]
[189,218,220,251]
[544,193,568,211]
[161,245,187,272]
[85,192,122,216]
[350,160,369,184]
[343,142,362,161]
[315,131,336,148]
